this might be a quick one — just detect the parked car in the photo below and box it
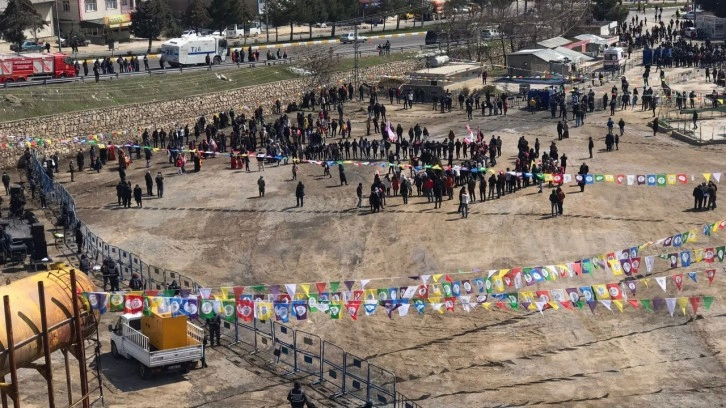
[683,11,696,20]
[57,37,90,47]
[340,32,368,44]
[315,22,328,28]
[10,41,44,52]
[481,28,500,40]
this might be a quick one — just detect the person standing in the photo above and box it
[69,161,76,182]
[549,189,558,217]
[652,118,659,137]
[460,187,470,218]
[258,176,265,197]
[2,172,10,195]
[618,118,626,136]
[295,181,305,207]
[588,137,594,159]
[206,311,221,347]
[339,164,347,186]
[356,183,363,208]
[693,110,698,129]
[287,381,308,408]
[155,172,164,198]
[400,177,409,204]
[116,180,124,205]
[145,171,153,196]
[556,187,565,215]
[133,184,143,207]
[707,181,717,210]
[292,163,298,180]
[75,223,84,254]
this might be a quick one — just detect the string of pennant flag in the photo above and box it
[160,219,726,301]
[82,266,718,321]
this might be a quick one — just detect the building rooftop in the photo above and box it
[536,36,571,49]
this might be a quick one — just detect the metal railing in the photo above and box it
[28,152,421,408]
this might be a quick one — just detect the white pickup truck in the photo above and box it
[340,32,368,44]
[108,313,205,379]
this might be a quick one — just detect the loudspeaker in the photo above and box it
[31,223,48,260]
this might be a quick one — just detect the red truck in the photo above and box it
[0,52,75,83]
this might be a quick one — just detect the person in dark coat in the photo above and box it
[339,164,347,186]
[287,382,308,408]
[116,181,124,205]
[133,184,143,207]
[145,171,153,196]
[295,181,305,207]
[155,172,164,198]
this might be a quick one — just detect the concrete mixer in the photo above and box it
[0,264,97,377]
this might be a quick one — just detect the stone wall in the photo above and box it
[0,60,423,168]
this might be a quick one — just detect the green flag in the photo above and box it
[109,292,125,312]
[330,281,340,292]
[251,285,265,293]
[594,174,604,182]
[222,300,236,322]
[143,296,152,316]
[656,174,667,186]
[200,299,215,319]
[640,299,653,311]
[704,296,714,311]
[575,300,584,309]
[329,301,342,319]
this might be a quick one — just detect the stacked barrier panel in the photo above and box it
[294,330,323,381]
[322,342,346,396]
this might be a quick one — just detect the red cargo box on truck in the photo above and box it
[0,52,75,83]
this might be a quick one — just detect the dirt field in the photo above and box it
[41,62,726,407]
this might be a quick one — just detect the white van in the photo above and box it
[222,24,261,38]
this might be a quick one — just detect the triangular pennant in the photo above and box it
[344,280,355,291]
[665,298,677,317]
[587,301,597,313]
[687,272,697,283]
[703,173,711,182]
[612,299,624,312]
[713,172,722,183]
[677,297,689,316]
[628,299,640,309]
[560,301,573,310]
[600,299,613,312]
[703,296,714,311]
[652,298,665,311]
[655,276,667,292]
[672,274,684,291]
[706,269,716,285]
[285,284,297,297]
[330,282,341,292]
[398,303,410,317]
[534,301,546,315]
[315,282,327,294]
[432,274,443,283]
[689,297,700,314]
[645,256,655,273]
[300,284,310,296]
[360,279,371,289]
[640,299,653,311]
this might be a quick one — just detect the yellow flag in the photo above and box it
[694,249,704,263]
[592,284,610,299]
[256,301,273,320]
[482,302,491,310]
[432,274,443,283]
[641,278,651,287]
[608,259,623,276]
[613,300,624,312]
[364,289,377,301]
[544,174,554,182]
[666,174,677,185]
[492,276,504,292]
[497,269,510,278]
[300,284,310,296]
[677,297,689,315]
[703,173,711,182]
[527,303,537,311]
[604,174,614,182]
[548,301,560,310]
[687,230,697,243]
[220,287,232,299]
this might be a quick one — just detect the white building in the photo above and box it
[57,0,137,44]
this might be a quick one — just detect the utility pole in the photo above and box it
[354,22,359,86]
[55,0,62,52]
[265,0,270,43]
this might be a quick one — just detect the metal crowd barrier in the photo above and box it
[28,152,420,407]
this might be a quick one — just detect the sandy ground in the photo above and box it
[22,59,726,407]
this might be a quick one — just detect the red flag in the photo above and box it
[553,174,563,184]
[705,248,715,263]
[236,299,254,322]
[706,269,716,285]
[445,297,456,312]
[345,300,361,320]
[315,282,327,294]
[689,297,700,314]
[630,257,641,274]
[606,283,623,300]
[124,294,144,314]
[495,301,506,309]
[677,174,688,184]
[627,300,640,309]
[571,262,582,276]
[536,290,551,302]
[503,272,514,287]
[416,285,429,299]
[560,301,573,310]
[672,274,684,291]
[445,274,453,283]
[616,175,625,185]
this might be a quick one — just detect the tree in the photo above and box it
[267,0,290,42]
[0,0,47,50]
[183,0,211,33]
[592,0,628,23]
[698,0,726,18]
[131,0,174,53]
[322,0,357,37]
[208,0,249,36]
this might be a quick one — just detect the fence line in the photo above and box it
[27,152,421,408]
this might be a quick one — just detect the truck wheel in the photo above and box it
[111,342,121,359]
[213,56,221,65]
[138,363,150,380]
